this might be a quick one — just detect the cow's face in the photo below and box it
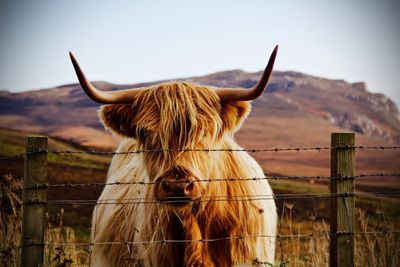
[99,82,251,205]
[69,46,277,205]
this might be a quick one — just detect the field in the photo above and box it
[1,127,399,266]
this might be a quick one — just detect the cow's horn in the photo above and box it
[215,45,278,102]
[69,52,144,104]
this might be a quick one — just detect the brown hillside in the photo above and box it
[0,70,399,191]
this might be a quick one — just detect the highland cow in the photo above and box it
[69,46,278,267]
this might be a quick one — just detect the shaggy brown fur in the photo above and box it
[91,82,276,266]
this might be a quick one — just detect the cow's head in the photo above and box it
[69,46,278,206]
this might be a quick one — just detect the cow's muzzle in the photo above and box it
[155,167,201,205]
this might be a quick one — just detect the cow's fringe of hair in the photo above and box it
[99,81,250,147]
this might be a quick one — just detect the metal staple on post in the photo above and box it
[330,133,355,267]
[21,136,48,267]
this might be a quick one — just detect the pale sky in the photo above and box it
[0,0,399,107]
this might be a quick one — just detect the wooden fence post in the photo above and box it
[329,133,355,267]
[21,136,48,267]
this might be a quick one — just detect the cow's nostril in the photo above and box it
[184,180,195,195]
[161,180,171,193]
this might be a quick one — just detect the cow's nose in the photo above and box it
[157,176,199,204]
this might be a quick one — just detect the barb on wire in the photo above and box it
[1,144,399,160]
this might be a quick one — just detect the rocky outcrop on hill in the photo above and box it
[190,71,400,143]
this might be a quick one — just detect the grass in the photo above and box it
[1,172,399,266]
[45,208,90,266]
[270,179,400,226]
[0,174,90,267]
[0,141,24,156]
[0,174,22,266]
[270,179,329,194]
[273,203,400,267]
[0,128,111,170]
[47,152,108,170]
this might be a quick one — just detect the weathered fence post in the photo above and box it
[329,133,355,267]
[21,136,48,267]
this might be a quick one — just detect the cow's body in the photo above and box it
[69,47,278,267]
[91,137,276,266]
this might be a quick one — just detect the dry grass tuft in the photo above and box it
[273,203,399,267]
[355,208,400,267]
[0,174,22,267]
[0,174,89,267]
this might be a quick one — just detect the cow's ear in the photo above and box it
[220,101,251,134]
[98,104,138,137]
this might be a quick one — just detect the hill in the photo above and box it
[0,70,399,184]
[1,70,399,148]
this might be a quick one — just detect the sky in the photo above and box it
[0,0,399,107]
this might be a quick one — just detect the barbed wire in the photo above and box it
[8,191,395,207]
[2,192,398,211]
[6,172,400,193]
[9,173,398,193]
[39,173,399,189]
[6,172,398,194]
[1,144,399,160]
[46,145,400,154]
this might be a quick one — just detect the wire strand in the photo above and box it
[14,191,396,206]
[40,173,400,189]
[1,144,399,160]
